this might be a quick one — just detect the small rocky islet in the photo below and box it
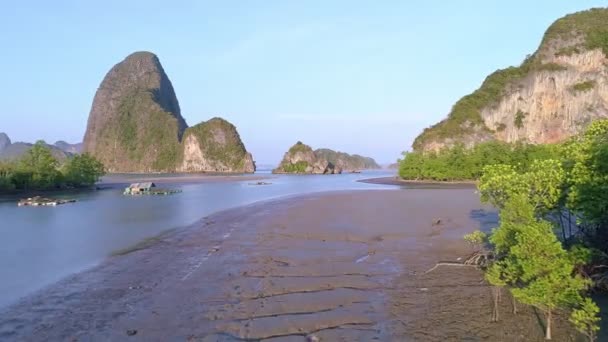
[273,141,380,174]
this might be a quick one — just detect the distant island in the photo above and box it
[273,141,379,174]
[82,51,255,174]
[0,132,80,162]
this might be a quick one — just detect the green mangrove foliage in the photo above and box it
[465,121,608,340]
[0,141,105,192]
[398,141,560,181]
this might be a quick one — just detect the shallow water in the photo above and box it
[0,170,395,308]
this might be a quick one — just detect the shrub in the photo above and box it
[570,81,596,93]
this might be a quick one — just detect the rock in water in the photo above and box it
[0,133,11,153]
[273,141,341,174]
[413,8,608,152]
[82,51,187,172]
[178,117,255,173]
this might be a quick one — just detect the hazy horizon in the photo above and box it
[1,1,606,165]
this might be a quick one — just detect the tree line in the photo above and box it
[399,141,561,181]
[450,120,608,340]
[0,141,105,192]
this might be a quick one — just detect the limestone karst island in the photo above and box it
[2,4,608,341]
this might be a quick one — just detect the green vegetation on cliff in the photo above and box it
[314,148,380,170]
[274,141,344,174]
[84,52,254,173]
[289,141,312,154]
[274,142,314,174]
[112,89,181,171]
[0,141,105,192]
[281,161,309,173]
[83,51,187,172]
[543,8,608,55]
[413,8,608,151]
[570,80,596,93]
[183,118,250,171]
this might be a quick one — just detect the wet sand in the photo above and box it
[0,189,582,341]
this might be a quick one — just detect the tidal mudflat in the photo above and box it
[0,188,585,341]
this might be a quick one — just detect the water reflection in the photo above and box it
[0,171,395,308]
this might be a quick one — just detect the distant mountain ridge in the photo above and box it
[0,133,75,162]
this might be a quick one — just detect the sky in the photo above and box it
[1,1,606,165]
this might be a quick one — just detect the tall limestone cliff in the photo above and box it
[414,8,608,152]
[82,51,255,173]
[178,118,255,173]
[83,51,186,172]
[273,142,341,174]
[314,148,380,171]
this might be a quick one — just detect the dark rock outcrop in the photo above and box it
[82,51,187,172]
[413,8,608,152]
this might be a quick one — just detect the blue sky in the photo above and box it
[1,1,606,164]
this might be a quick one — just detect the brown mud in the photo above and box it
[0,189,586,341]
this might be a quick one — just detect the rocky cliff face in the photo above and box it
[273,142,341,174]
[314,148,380,171]
[413,8,608,152]
[82,51,187,172]
[178,118,255,173]
[0,133,10,153]
[82,51,254,173]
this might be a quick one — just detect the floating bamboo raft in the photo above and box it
[18,196,77,207]
[248,181,272,186]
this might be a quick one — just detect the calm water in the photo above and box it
[0,170,396,308]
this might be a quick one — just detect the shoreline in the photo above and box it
[99,173,271,186]
[0,189,584,340]
[359,176,477,187]
[0,174,272,201]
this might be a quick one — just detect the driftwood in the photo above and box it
[424,250,493,274]
[424,262,478,274]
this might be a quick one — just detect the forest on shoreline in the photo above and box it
[406,120,608,340]
[0,141,105,192]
